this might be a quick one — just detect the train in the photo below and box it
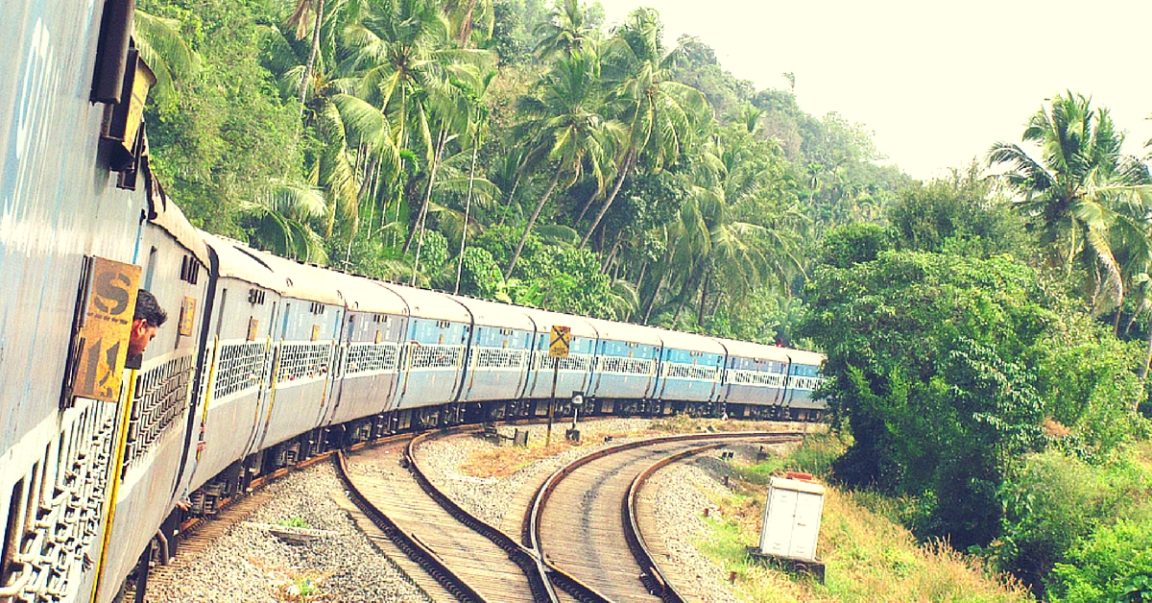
[0,1,825,601]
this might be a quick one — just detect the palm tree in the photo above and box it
[243,180,329,262]
[133,9,201,107]
[286,0,327,111]
[443,0,494,46]
[339,0,495,255]
[505,49,624,279]
[642,129,805,324]
[989,92,1149,311]
[579,9,709,248]
[534,0,593,60]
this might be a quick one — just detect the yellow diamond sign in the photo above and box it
[549,325,571,358]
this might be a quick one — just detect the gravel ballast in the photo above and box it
[146,462,431,603]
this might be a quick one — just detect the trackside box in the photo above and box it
[759,476,825,561]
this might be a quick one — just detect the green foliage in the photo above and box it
[819,223,891,268]
[140,0,305,237]
[887,165,1030,258]
[1048,515,1152,602]
[1030,312,1148,457]
[997,449,1151,591]
[277,516,311,529]
[455,246,506,299]
[733,432,846,483]
[804,251,1057,546]
[417,229,451,274]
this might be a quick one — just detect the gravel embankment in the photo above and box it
[146,462,431,603]
[414,417,661,526]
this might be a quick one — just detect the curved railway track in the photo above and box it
[528,432,803,602]
[339,433,562,602]
[148,422,805,602]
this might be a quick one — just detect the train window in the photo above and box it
[179,255,200,284]
[216,289,228,336]
[1,478,24,587]
[143,246,157,290]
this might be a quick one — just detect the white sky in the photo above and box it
[600,0,1152,181]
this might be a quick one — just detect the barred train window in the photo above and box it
[597,356,654,375]
[345,342,400,375]
[124,354,195,473]
[410,344,461,369]
[212,342,268,399]
[277,342,332,382]
[475,347,526,369]
[665,363,718,380]
[536,352,591,371]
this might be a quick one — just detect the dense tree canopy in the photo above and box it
[138,0,899,329]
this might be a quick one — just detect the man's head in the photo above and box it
[128,290,168,358]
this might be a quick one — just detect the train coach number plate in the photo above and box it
[72,257,141,401]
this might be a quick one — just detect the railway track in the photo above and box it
[146,422,805,602]
[339,434,559,602]
[528,431,803,602]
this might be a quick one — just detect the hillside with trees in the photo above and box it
[137,0,1152,598]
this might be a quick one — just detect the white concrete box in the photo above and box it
[759,476,825,561]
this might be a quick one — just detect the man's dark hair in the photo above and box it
[134,290,168,327]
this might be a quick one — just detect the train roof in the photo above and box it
[451,295,535,331]
[715,338,793,362]
[784,348,825,367]
[148,186,211,267]
[519,307,599,339]
[585,318,664,346]
[378,282,471,323]
[343,275,408,315]
[652,328,726,355]
[201,233,281,290]
[208,239,346,306]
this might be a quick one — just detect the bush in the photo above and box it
[1048,514,1152,602]
[996,450,1148,589]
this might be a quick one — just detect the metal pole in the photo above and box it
[571,405,578,431]
[547,360,559,447]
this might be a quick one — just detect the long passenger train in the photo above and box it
[0,1,825,601]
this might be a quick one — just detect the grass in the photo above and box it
[699,441,1032,602]
[463,438,588,478]
[276,516,311,529]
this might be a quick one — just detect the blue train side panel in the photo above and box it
[657,348,725,402]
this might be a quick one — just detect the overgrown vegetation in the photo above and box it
[704,440,1031,602]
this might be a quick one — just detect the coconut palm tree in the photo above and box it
[133,10,201,107]
[243,180,329,262]
[339,0,494,255]
[989,92,1149,311]
[504,49,624,279]
[534,0,594,61]
[642,129,805,324]
[578,8,709,248]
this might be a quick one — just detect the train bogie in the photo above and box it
[453,296,535,402]
[653,330,727,403]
